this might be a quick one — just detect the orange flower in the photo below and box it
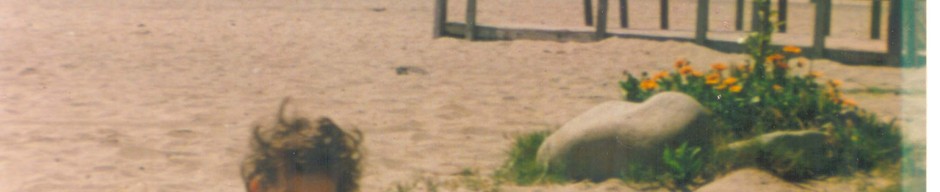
[652,71,669,80]
[765,54,785,63]
[715,84,728,90]
[675,58,689,68]
[772,84,784,92]
[679,66,694,75]
[640,79,659,90]
[841,97,857,107]
[249,177,263,192]
[711,63,728,71]
[723,77,739,85]
[808,71,824,78]
[729,85,743,93]
[783,46,802,54]
[775,61,790,70]
[705,73,721,85]
[828,79,843,87]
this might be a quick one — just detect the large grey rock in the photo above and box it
[536,92,710,181]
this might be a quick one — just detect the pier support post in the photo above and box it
[870,0,882,39]
[660,0,669,29]
[695,0,709,44]
[813,0,830,57]
[433,0,447,38]
[596,0,610,39]
[778,0,788,32]
[585,0,594,26]
[619,0,629,28]
[466,0,477,40]
[734,0,743,31]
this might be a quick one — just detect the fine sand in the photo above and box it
[0,0,925,191]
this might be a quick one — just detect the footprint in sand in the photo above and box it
[117,145,165,160]
[384,120,424,133]
[96,129,124,146]
[435,103,473,120]
[409,132,433,141]
[457,126,491,135]
[18,67,38,76]
[165,129,198,139]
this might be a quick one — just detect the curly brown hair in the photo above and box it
[241,98,363,192]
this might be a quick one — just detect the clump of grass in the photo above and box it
[494,131,567,185]
[456,168,502,192]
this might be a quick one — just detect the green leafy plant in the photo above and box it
[662,142,704,189]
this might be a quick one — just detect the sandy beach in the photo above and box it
[0,0,925,191]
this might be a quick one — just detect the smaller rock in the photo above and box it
[726,130,826,151]
[722,130,829,180]
[695,168,803,192]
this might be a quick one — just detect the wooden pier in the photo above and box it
[432,0,924,66]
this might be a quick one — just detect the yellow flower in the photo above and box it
[640,79,659,90]
[674,58,689,68]
[729,85,743,93]
[826,87,837,98]
[652,71,669,80]
[711,63,728,71]
[722,77,739,85]
[679,66,694,75]
[808,71,823,78]
[828,79,843,87]
[783,46,802,54]
[692,71,705,77]
[705,73,721,85]
[772,84,784,92]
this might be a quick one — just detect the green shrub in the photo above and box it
[618,0,902,182]
[498,0,901,187]
[494,131,567,185]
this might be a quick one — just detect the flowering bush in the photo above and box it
[620,0,900,182]
[499,0,901,188]
[622,46,857,139]
[620,33,901,183]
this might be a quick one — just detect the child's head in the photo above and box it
[241,98,362,192]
